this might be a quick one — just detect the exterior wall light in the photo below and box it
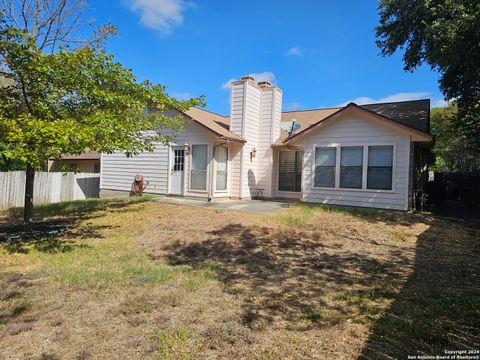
[250,147,257,161]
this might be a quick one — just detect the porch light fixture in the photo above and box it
[250,147,257,161]
[183,143,190,156]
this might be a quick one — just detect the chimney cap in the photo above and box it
[258,81,271,88]
[240,75,255,82]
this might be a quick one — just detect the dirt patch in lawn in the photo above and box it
[1,199,479,359]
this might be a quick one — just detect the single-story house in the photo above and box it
[48,151,101,173]
[100,76,432,210]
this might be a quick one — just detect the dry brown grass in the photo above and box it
[0,199,479,359]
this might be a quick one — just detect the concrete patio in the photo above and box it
[152,196,295,214]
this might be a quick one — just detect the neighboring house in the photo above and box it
[101,76,432,210]
[48,151,101,173]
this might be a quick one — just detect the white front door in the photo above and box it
[170,146,185,195]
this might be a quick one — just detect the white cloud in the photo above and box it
[285,102,302,111]
[286,46,303,57]
[432,99,450,108]
[221,72,276,90]
[338,92,430,106]
[126,0,191,35]
[171,92,193,101]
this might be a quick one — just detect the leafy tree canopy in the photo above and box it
[430,103,480,172]
[376,0,480,149]
[0,24,204,169]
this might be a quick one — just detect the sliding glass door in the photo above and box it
[278,151,303,192]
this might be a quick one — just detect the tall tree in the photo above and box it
[0,2,203,224]
[376,0,480,150]
[430,104,480,171]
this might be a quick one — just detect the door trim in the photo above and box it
[169,146,185,195]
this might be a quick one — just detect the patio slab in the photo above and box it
[152,196,295,214]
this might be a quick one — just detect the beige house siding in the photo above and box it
[298,111,411,210]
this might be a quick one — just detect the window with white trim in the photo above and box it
[313,144,395,191]
[216,146,228,190]
[314,147,336,187]
[191,145,208,190]
[340,146,363,189]
[367,145,393,190]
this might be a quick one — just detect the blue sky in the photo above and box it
[90,0,446,115]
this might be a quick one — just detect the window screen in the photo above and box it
[191,145,208,190]
[340,146,363,189]
[367,146,393,190]
[314,147,336,187]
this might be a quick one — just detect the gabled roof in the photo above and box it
[182,99,431,145]
[277,99,432,144]
[182,107,245,143]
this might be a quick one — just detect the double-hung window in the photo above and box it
[191,145,208,190]
[216,146,228,190]
[367,146,393,190]
[340,146,363,189]
[314,147,336,187]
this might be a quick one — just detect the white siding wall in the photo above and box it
[229,82,245,198]
[241,84,261,198]
[225,142,242,198]
[101,121,216,197]
[229,79,282,199]
[101,143,169,194]
[257,87,282,198]
[300,114,411,210]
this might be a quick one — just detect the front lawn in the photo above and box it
[1,199,479,359]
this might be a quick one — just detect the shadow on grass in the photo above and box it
[4,195,153,222]
[359,218,480,358]
[164,212,480,353]
[164,222,414,330]
[0,196,153,254]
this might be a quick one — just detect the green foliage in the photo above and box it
[430,104,480,171]
[0,23,204,169]
[376,0,480,150]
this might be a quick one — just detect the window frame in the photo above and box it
[367,145,394,190]
[312,143,396,193]
[314,147,337,188]
[215,145,229,192]
[189,144,209,192]
[340,146,364,189]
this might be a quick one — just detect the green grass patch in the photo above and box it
[44,241,217,290]
[280,203,400,223]
[152,325,203,360]
[275,205,317,227]
[3,196,155,220]
[302,307,346,324]
[0,294,33,324]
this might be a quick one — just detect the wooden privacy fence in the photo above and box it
[0,171,100,209]
[427,171,480,209]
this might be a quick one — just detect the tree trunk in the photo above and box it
[24,165,35,224]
